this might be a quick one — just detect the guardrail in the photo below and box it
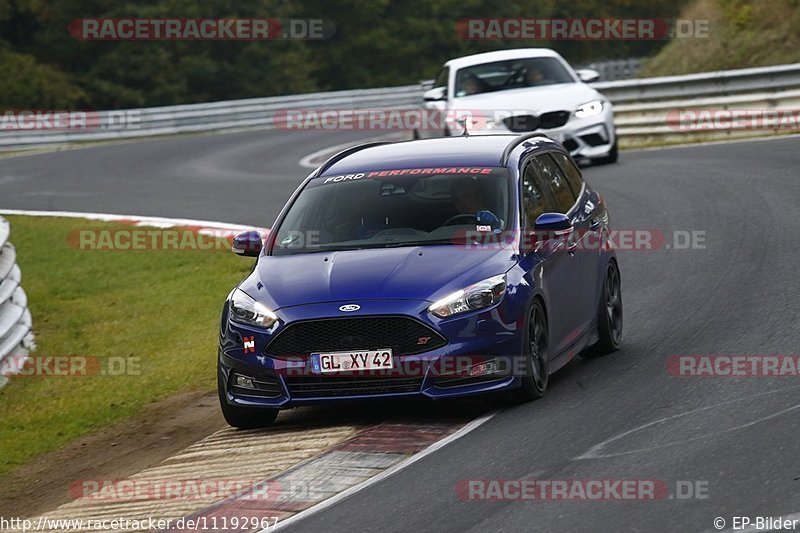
[0,216,35,387]
[594,63,800,103]
[578,57,643,81]
[0,86,421,149]
[612,87,800,145]
[0,62,798,150]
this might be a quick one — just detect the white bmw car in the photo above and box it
[416,48,617,164]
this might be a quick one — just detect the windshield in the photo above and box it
[272,167,512,255]
[454,57,575,97]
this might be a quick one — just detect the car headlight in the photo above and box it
[429,274,507,318]
[575,100,604,118]
[229,288,278,328]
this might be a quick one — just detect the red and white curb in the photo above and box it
[0,209,268,237]
[167,414,496,532]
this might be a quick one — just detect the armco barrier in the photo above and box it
[0,216,35,387]
[595,63,800,103]
[579,57,643,81]
[0,63,798,150]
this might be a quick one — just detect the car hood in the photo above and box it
[452,83,603,115]
[240,245,518,311]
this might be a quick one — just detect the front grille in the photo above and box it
[502,111,570,133]
[503,115,539,132]
[539,111,570,129]
[265,317,447,358]
[284,376,423,398]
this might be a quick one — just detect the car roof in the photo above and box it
[445,48,564,71]
[318,135,562,176]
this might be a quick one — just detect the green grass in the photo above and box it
[641,0,800,77]
[0,216,253,476]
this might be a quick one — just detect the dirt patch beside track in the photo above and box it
[0,390,225,519]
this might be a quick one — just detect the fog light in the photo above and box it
[233,374,256,389]
[469,360,499,377]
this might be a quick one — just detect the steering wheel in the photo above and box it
[442,214,477,226]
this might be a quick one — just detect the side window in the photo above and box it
[532,154,576,214]
[435,67,449,94]
[521,162,555,229]
[550,152,584,199]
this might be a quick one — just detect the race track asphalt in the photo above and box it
[2,132,798,532]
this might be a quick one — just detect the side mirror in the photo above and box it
[534,213,573,235]
[521,213,574,254]
[423,86,447,102]
[575,69,600,83]
[420,78,436,91]
[231,231,263,257]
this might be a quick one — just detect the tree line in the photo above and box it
[0,0,687,109]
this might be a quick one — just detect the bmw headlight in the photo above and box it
[575,100,604,118]
[429,274,507,318]
[229,288,278,328]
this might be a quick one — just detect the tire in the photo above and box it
[592,139,618,165]
[217,364,279,429]
[514,300,549,403]
[583,260,623,357]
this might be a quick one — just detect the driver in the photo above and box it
[525,66,544,86]
[460,73,483,95]
[451,177,487,214]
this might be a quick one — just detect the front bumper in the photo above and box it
[462,106,616,160]
[218,299,527,409]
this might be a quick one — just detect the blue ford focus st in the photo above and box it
[218,133,622,428]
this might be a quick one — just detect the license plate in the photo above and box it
[311,349,393,374]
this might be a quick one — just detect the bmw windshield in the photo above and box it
[271,167,512,255]
[454,57,575,97]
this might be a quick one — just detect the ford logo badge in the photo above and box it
[339,304,360,312]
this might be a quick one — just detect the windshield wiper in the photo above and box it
[275,239,457,254]
[276,245,368,255]
[382,239,454,248]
